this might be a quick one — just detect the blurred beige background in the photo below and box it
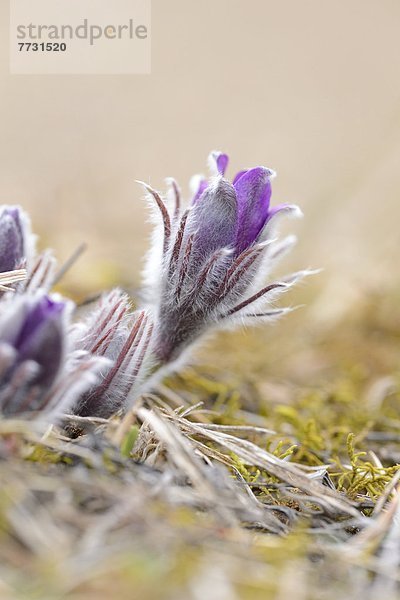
[0,0,399,304]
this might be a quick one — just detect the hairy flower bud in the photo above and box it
[73,289,154,418]
[0,205,33,273]
[141,151,306,364]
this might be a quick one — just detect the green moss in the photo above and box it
[24,443,71,465]
[330,433,399,501]
[121,425,140,458]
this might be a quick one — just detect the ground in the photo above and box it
[0,280,400,600]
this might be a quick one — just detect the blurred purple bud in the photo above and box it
[0,293,66,415]
[0,206,26,273]
[15,296,65,387]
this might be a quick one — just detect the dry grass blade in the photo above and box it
[137,407,288,534]
[158,409,360,519]
[0,268,26,291]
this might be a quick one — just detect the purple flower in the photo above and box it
[140,151,306,364]
[0,293,67,415]
[0,287,154,420]
[191,152,291,255]
[0,292,110,420]
[0,206,32,273]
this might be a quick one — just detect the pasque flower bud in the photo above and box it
[0,293,66,415]
[140,151,307,364]
[0,205,32,273]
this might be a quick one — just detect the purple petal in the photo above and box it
[19,318,64,388]
[188,178,238,260]
[232,170,248,185]
[16,296,66,388]
[210,152,229,176]
[16,297,64,350]
[234,167,273,253]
